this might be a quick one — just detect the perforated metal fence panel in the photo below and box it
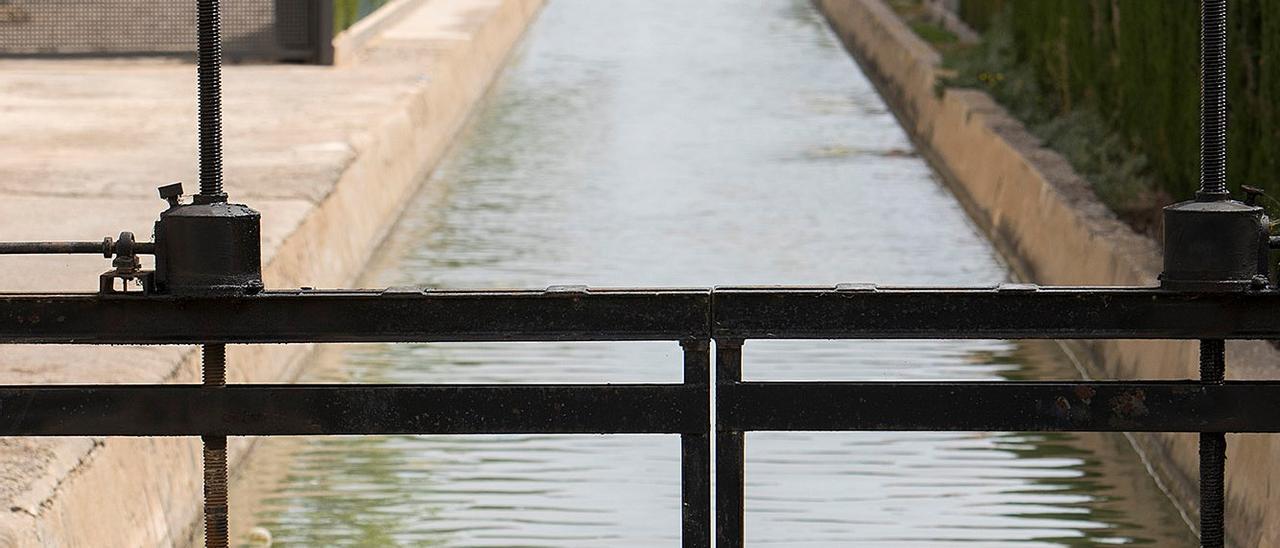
[0,0,332,63]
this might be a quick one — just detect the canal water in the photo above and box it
[234,0,1196,545]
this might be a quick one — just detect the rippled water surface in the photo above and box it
[236,1,1195,545]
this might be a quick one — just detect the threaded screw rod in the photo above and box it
[1199,0,1227,199]
[202,344,228,548]
[1200,338,1226,548]
[203,343,226,386]
[196,1,230,543]
[1197,2,1230,544]
[197,0,225,201]
[202,435,228,548]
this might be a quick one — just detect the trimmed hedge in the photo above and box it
[957,0,1280,201]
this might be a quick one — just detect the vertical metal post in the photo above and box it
[201,344,229,548]
[1198,1,1229,547]
[197,1,230,547]
[715,339,744,548]
[680,340,711,548]
[1200,339,1226,548]
[313,0,335,65]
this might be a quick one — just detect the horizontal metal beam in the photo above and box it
[8,381,1276,436]
[720,381,1280,432]
[713,286,1280,339]
[3,286,1280,344]
[0,384,706,436]
[0,288,710,343]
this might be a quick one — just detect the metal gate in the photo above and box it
[0,0,333,63]
[0,1,1270,547]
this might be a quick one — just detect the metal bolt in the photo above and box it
[158,183,184,208]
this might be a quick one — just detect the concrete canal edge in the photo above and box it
[816,0,1280,544]
[0,0,544,545]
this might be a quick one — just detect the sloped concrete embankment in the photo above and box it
[0,0,542,545]
[816,0,1280,545]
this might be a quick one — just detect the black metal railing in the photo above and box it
[0,0,1267,546]
[710,286,1280,547]
[1,286,1279,547]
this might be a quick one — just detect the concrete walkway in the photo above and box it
[0,0,542,544]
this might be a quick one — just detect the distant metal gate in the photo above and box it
[0,0,333,63]
[0,1,1266,547]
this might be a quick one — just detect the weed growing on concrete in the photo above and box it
[940,11,1168,236]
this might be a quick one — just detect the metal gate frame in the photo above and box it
[0,1,1266,547]
[0,287,1278,547]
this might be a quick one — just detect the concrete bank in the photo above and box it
[0,0,542,544]
[816,0,1280,545]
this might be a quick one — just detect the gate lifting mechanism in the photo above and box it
[0,0,1275,547]
[0,182,263,296]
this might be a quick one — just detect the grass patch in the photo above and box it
[884,0,963,52]
[910,21,958,46]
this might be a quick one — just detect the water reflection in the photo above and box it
[235,0,1194,545]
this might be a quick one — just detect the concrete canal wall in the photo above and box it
[815,0,1280,545]
[0,0,542,545]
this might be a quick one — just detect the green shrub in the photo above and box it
[944,11,1164,232]
[955,0,1280,207]
[334,0,391,34]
